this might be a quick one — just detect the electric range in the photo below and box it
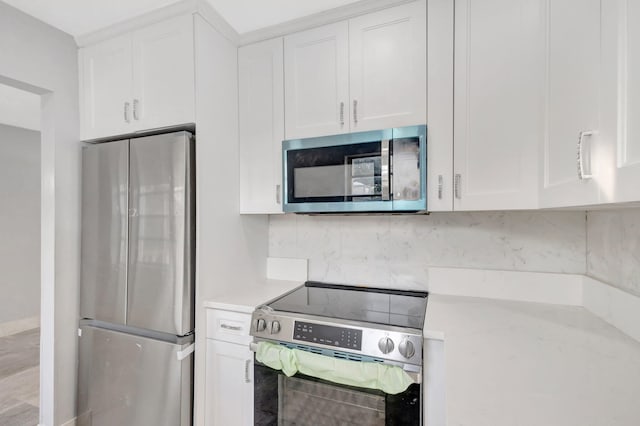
[251,281,428,367]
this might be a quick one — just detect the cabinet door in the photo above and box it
[132,14,195,131]
[284,21,350,139]
[349,0,427,132]
[427,0,454,212]
[608,0,640,203]
[205,340,253,426]
[80,34,133,140]
[453,0,543,210]
[239,38,285,214]
[540,0,602,207]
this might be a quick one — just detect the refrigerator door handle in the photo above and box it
[176,343,195,361]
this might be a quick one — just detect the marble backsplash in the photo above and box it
[587,209,640,297]
[269,211,587,289]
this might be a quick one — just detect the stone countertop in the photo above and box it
[203,279,303,313]
[424,294,640,426]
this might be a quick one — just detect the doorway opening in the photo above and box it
[0,82,41,426]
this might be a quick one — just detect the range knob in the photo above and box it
[378,337,395,354]
[270,320,281,334]
[398,339,416,359]
[256,318,266,332]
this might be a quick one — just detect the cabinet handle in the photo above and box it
[220,323,242,331]
[124,102,131,123]
[577,130,595,180]
[438,175,444,200]
[339,102,345,126]
[454,174,461,199]
[244,359,251,383]
[353,99,358,124]
[276,184,281,204]
[133,99,140,121]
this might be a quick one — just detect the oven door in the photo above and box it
[254,358,422,426]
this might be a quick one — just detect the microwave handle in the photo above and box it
[381,139,391,201]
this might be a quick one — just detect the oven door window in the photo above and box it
[286,141,386,204]
[254,361,421,426]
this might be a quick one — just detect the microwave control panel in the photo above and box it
[293,321,362,350]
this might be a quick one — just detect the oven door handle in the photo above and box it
[249,342,422,384]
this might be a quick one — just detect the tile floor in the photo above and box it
[0,328,39,426]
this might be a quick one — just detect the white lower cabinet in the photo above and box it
[205,309,254,426]
[205,340,253,426]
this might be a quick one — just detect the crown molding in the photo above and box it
[75,0,239,47]
[238,0,415,46]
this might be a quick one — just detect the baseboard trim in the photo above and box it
[60,417,77,426]
[0,316,39,338]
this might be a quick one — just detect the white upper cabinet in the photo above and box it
[239,38,285,214]
[605,0,640,203]
[540,0,605,208]
[133,14,195,132]
[426,0,454,212]
[284,0,427,139]
[79,14,195,140]
[284,22,349,139]
[453,0,543,211]
[80,34,133,140]
[348,0,427,132]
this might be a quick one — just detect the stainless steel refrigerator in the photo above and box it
[77,131,195,426]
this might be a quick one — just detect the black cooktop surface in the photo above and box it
[267,281,428,329]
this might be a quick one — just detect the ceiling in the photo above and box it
[3,0,363,37]
[0,84,41,131]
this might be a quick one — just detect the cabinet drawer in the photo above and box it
[206,309,252,344]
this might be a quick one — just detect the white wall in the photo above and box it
[193,15,268,426]
[270,211,586,289]
[0,123,40,324]
[0,2,80,425]
[587,209,640,297]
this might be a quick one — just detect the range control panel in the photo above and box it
[293,321,362,350]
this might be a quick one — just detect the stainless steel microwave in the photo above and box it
[282,125,426,213]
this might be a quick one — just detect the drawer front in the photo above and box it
[206,309,253,345]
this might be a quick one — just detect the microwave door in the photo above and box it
[287,141,385,204]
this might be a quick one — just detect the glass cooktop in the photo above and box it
[267,281,428,330]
